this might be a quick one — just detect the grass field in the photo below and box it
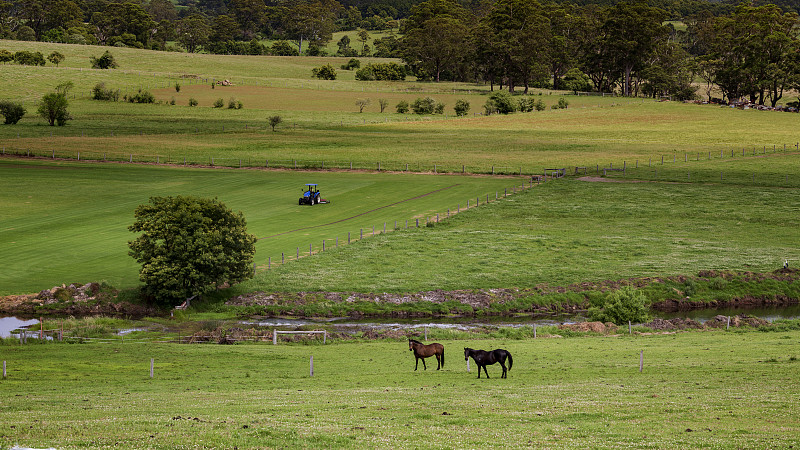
[240,175,800,293]
[0,158,516,295]
[0,330,798,449]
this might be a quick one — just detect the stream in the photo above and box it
[3,305,799,338]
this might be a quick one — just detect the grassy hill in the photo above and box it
[0,40,798,297]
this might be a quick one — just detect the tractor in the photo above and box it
[298,184,329,205]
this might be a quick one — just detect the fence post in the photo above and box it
[310,355,314,377]
[360,229,363,239]
[282,253,284,264]
[296,247,299,259]
[150,358,154,378]
[639,350,643,373]
[273,329,277,345]
[416,218,419,227]
[309,243,312,255]
[348,232,351,244]
[2,360,5,378]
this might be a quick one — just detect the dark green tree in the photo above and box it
[312,63,337,80]
[90,50,118,69]
[37,83,72,126]
[128,196,257,305]
[0,101,26,124]
[177,14,210,53]
[402,0,470,82]
[47,51,64,66]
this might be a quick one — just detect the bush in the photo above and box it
[434,102,445,114]
[92,82,120,101]
[534,99,546,111]
[396,100,409,114]
[228,97,242,109]
[14,50,45,66]
[484,91,516,115]
[270,41,298,56]
[557,97,569,109]
[0,101,26,124]
[587,286,650,325]
[125,89,154,104]
[311,64,337,80]
[188,98,198,107]
[355,62,405,81]
[411,97,436,114]
[454,99,470,116]
[517,97,535,112]
[341,58,361,70]
[213,98,224,108]
[90,51,118,69]
[175,83,181,93]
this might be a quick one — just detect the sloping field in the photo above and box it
[0,158,515,294]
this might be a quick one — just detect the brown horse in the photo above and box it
[408,339,445,371]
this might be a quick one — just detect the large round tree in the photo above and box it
[128,196,257,306]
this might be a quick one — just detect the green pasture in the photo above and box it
[1,331,799,449]
[0,158,515,295]
[3,41,799,175]
[242,176,800,293]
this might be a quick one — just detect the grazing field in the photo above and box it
[2,41,799,175]
[241,175,800,293]
[0,158,515,295]
[1,331,798,449]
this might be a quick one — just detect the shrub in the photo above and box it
[411,97,436,114]
[484,91,516,115]
[341,58,361,70]
[170,97,176,105]
[587,286,650,325]
[0,101,26,124]
[518,97,535,112]
[534,99,546,111]
[562,68,592,94]
[228,97,242,109]
[213,98,224,108]
[16,26,36,41]
[434,102,445,114]
[270,41,298,56]
[557,97,569,109]
[0,49,13,64]
[378,98,389,113]
[454,99,470,116]
[14,50,45,66]
[92,82,120,101]
[90,51,118,69]
[47,51,64,67]
[125,89,155,104]
[311,64,337,80]
[188,98,198,107]
[396,100,409,113]
[355,62,405,81]
[175,83,181,93]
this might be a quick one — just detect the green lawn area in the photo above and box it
[1,330,798,448]
[0,158,515,295]
[242,175,800,293]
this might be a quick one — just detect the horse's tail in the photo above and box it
[440,346,445,368]
[507,352,513,371]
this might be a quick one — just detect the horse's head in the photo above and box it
[464,347,471,361]
[408,339,415,351]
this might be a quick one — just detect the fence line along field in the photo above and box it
[1,331,798,448]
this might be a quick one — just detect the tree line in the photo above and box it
[1,0,798,103]
[401,0,800,104]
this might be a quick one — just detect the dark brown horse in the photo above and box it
[408,339,445,371]
[464,347,513,378]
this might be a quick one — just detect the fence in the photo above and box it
[259,178,540,273]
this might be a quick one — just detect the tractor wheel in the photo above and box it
[299,198,303,205]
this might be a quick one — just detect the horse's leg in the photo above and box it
[476,364,481,378]
[436,354,441,370]
[483,365,490,379]
[422,357,427,370]
[415,357,419,371]
[500,361,507,378]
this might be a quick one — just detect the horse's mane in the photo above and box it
[409,339,423,345]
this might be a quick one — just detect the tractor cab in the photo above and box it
[299,184,329,205]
